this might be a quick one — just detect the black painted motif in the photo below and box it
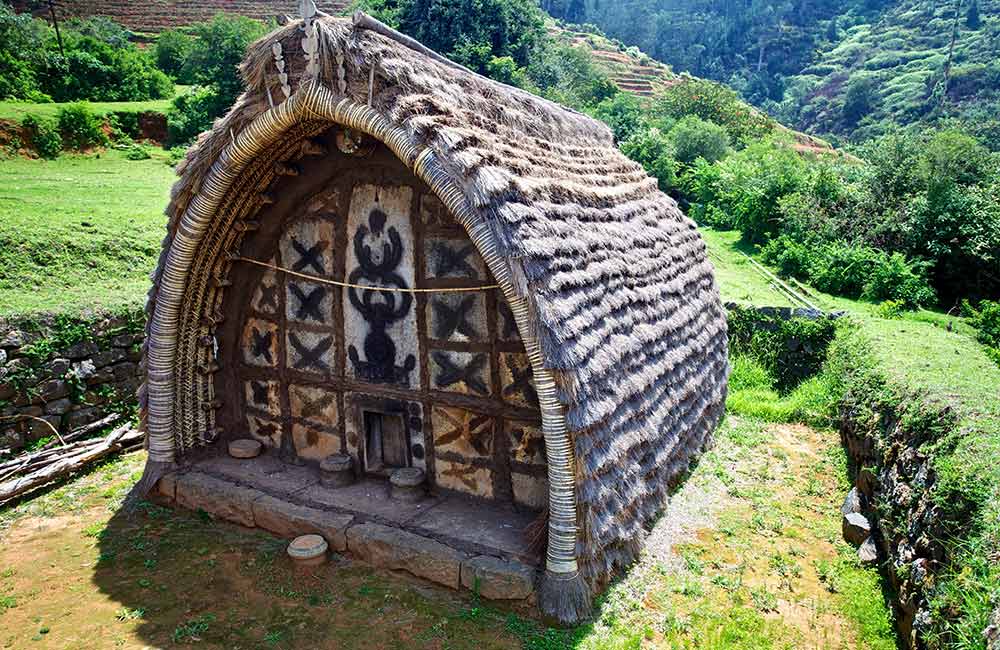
[289,283,328,322]
[347,208,417,385]
[289,332,333,372]
[250,327,274,363]
[432,295,480,340]
[433,351,489,395]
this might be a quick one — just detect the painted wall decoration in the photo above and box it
[225,135,547,509]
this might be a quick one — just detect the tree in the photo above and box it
[966,0,981,29]
[842,77,874,127]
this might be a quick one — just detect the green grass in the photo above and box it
[0,86,190,122]
[0,148,175,316]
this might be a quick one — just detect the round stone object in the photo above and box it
[287,534,328,568]
[320,453,355,488]
[390,467,426,503]
[228,438,262,459]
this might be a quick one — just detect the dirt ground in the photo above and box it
[0,418,895,650]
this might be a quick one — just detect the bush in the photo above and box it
[964,300,1000,364]
[21,114,62,159]
[620,127,677,191]
[589,92,646,143]
[727,306,839,390]
[57,103,107,150]
[862,252,936,307]
[666,115,729,165]
[167,86,223,145]
[655,78,774,146]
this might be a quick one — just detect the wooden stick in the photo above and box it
[0,425,140,504]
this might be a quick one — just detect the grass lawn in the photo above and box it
[0,148,175,317]
[0,412,894,649]
[0,87,190,122]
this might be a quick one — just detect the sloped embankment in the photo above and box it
[830,319,1000,648]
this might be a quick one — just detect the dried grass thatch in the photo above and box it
[140,13,729,623]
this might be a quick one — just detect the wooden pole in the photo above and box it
[47,0,65,58]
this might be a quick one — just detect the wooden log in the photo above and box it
[0,425,141,504]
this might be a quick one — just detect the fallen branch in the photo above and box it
[0,424,142,505]
[0,413,125,473]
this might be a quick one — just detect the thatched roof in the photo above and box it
[140,13,728,624]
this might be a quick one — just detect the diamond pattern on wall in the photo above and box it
[432,405,494,459]
[435,458,494,498]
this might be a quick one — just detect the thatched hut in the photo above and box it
[138,10,729,624]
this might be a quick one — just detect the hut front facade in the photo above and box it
[139,10,729,625]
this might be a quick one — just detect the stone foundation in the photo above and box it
[152,451,540,604]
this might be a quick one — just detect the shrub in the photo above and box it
[666,115,729,165]
[57,103,107,150]
[167,86,224,145]
[589,92,646,142]
[964,300,1000,363]
[862,252,936,308]
[620,127,677,191]
[21,114,62,159]
[124,144,152,160]
[727,306,839,390]
[654,78,774,146]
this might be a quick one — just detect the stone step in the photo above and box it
[155,470,538,602]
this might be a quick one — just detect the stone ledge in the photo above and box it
[347,522,467,590]
[154,473,177,504]
[253,495,353,552]
[174,472,258,528]
[460,555,537,600]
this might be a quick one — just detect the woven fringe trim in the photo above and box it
[538,570,593,627]
[123,460,174,514]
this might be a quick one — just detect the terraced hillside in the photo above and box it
[552,27,681,98]
[13,0,349,32]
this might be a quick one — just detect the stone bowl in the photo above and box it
[287,534,328,568]
[228,438,262,459]
[389,467,426,503]
[319,453,355,488]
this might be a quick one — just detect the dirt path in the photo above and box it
[0,418,895,649]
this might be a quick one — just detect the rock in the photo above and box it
[64,340,99,360]
[174,472,259,528]
[44,398,73,416]
[66,406,105,430]
[91,348,126,369]
[112,333,134,348]
[0,330,24,348]
[111,362,138,382]
[0,382,14,401]
[984,606,1000,650]
[38,379,69,401]
[858,536,878,564]
[27,415,61,441]
[911,558,929,586]
[460,555,536,600]
[0,349,6,365]
[70,359,96,380]
[841,487,865,516]
[252,495,353,552]
[347,523,466,589]
[85,367,115,386]
[842,512,871,546]
[48,358,71,377]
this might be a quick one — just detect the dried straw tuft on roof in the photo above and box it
[143,14,728,593]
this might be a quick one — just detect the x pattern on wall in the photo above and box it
[233,180,545,505]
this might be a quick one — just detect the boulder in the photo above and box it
[460,555,536,600]
[0,330,24,348]
[64,340,99,360]
[843,511,871,546]
[858,536,878,564]
[48,358,71,377]
[44,398,73,416]
[347,523,466,589]
[841,487,865,516]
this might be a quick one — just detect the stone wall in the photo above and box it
[0,312,144,453]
